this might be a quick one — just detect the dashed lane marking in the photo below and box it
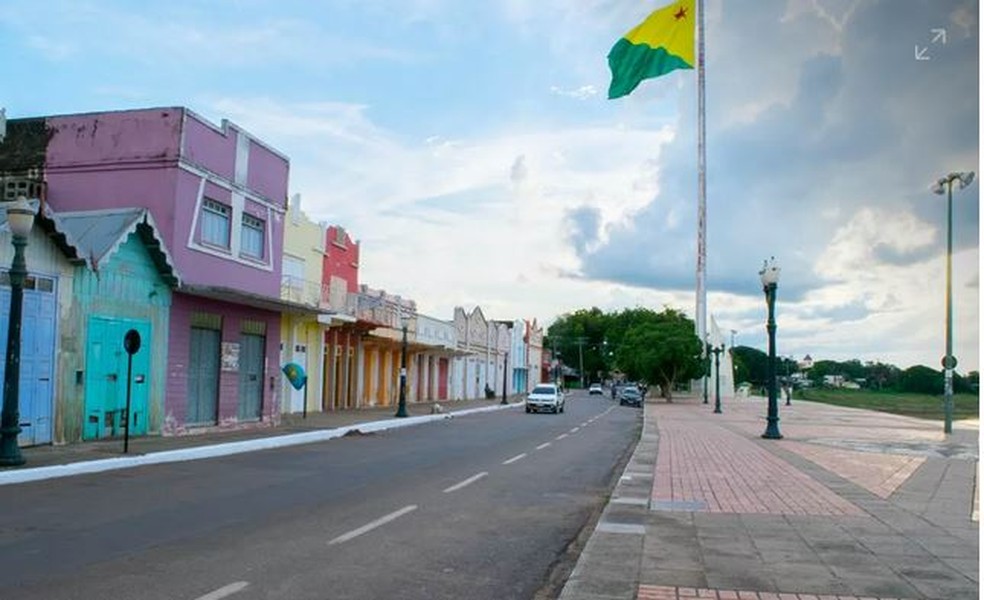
[194,581,249,600]
[443,471,488,493]
[556,433,568,440]
[328,505,418,545]
[502,453,526,465]
[536,442,551,450]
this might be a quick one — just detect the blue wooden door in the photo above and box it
[188,327,220,425]
[0,277,57,446]
[238,333,265,421]
[83,317,151,440]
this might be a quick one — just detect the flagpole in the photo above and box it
[696,0,707,361]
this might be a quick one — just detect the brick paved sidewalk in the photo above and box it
[560,395,979,600]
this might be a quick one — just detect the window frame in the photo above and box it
[200,198,231,249]
[240,212,266,259]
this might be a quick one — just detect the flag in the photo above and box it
[282,362,308,390]
[607,0,696,99]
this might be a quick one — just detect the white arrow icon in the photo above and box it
[931,28,947,44]
[915,45,930,60]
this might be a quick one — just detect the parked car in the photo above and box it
[588,383,603,395]
[526,383,565,414]
[619,386,643,407]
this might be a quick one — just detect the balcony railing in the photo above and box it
[280,275,335,310]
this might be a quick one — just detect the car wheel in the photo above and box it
[525,406,531,413]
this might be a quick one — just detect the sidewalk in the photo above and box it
[2,397,522,483]
[561,394,979,600]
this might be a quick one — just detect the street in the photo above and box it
[0,393,640,600]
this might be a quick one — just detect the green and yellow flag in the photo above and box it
[607,0,696,99]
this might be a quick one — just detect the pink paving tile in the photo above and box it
[637,587,923,600]
[650,412,862,515]
[781,441,924,498]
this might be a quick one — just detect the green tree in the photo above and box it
[900,365,943,395]
[615,308,703,400]
[732,346,768,386]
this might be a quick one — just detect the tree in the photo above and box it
[615,308,703,400]
[732,346,768,386]
[899,365,942,395]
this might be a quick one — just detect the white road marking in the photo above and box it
[580,422,589,427]
[443,471,488,493]
[328,505,418,545]
[570,427,580,433]
[536,442,551,450]
[555,433,568,440]
[502,453,526,465]
[194,582,249,600]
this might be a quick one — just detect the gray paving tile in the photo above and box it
[853,534,935,557]
[916,535,978,558]
[637,568,708,589]
[939,557,980,582]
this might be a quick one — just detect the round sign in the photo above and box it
[123,329,142,355]
[941,355,958,370]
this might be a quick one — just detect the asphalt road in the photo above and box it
[0,392,641,600]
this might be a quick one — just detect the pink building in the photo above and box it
[33,107,297,434]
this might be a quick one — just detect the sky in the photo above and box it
[0,0,979,372]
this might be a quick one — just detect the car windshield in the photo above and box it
[622,389,640,397]
[531,386,556,395]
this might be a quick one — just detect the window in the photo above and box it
[201,199,231,248]
[241,213,265,259]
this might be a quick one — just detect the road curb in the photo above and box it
[0,402,523,486]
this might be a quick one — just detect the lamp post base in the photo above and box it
[761,420,783,440]
[0,433,24,466]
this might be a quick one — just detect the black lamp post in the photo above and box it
[711,344,723,414]
[501,351,509,405]
[760,257,782,440]
[931,171,975,435]
[395,316,409,418]
[0,197,36,466]
[703,337,710,404]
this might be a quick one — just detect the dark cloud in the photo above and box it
[571,0,978,302]
[564,205,601,255]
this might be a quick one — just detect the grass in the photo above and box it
[795,388,979,421]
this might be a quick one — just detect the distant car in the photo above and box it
[588,383,603,395]
[526,383,565,414]
[619,386,643,407]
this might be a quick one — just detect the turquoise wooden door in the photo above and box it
[0,277,57,446]
[238,333,265,421]
[84,316,151,440]
[188,327,220,425]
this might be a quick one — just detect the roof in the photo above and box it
[46,207,180,287]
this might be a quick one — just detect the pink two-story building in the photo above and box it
[36,107,299,434]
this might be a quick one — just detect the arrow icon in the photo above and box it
[915,45,930,61]
[931,28,947,44]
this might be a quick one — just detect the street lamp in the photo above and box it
[501,351,509,405]
[0,197,36,465]
[395,313,410,418]
[711,344,723,414]
[759,256,782,440]
[931,171,975,435]
[703,335,710,405]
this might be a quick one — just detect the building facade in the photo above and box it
[21,107,294,434]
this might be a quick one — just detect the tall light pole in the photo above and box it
[760,257,782,440]
[931,171,974,435]
[702,335,710,404]
[395,314,409,418]
[711,344,723,414]
[0,197,36,465]
[501,351,509,405]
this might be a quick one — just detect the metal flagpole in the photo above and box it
[696,0,708,394]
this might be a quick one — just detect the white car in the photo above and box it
[588,383,603,395]
[526,383,565,414]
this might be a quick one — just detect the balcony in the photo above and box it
[280,275,331,309]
